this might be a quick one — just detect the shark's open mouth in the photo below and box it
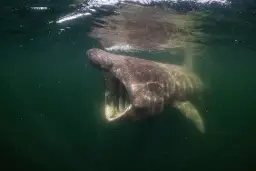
[104,72,132,121]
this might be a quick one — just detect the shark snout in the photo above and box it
[87,48,113,70]
[87,48,98,58]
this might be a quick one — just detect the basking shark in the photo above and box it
[87,48,205,133]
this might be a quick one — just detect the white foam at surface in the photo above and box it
[105,44,137,52]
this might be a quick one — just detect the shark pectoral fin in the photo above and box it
[173,101,205,133]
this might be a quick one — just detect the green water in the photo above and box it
[1,1,256,171]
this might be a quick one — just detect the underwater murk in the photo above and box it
[0,0,256,171]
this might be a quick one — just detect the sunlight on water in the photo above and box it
[55,0,230,24]
[87,0,229,6]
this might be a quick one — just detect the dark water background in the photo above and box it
[1,0,256,171]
